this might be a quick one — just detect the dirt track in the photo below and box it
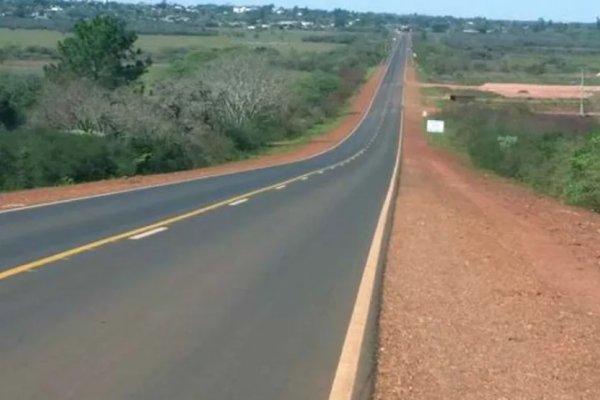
[0,66,384,209]
[421,82,600,99]
[376,66,600,399]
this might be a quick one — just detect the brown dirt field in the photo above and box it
[421,82,600,99]
[376,65,600,399]
[0,65,385,210]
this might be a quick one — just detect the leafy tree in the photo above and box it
[45,16,151,88]
[333,8,348,28]
[431,21,450,33]
[0,72,42,130]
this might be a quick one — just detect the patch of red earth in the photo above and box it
[376,65,600,399]
[0,66,385,209]
[421,82,600,99]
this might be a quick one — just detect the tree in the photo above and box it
[45,16,151,88]
[0,72,42,130]
[333,8,348,28]
[198,53,290,150]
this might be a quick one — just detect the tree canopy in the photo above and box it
[45,16,151,88]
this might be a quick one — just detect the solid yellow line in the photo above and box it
[0,47,397,282]
[0,173,311,281]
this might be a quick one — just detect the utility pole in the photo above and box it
[580,69,585,117]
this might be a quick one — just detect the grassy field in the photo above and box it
[414,30,600,86]
[0,28,340,53]
[0,28,342,75]
[0,28,68,47]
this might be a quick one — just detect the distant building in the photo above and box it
[233,6,255,14]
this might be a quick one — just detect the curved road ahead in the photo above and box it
[0,35,407,400]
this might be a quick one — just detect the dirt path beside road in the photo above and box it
[376,66,600,399]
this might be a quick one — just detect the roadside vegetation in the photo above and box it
[0,15,388,192]
[412,19,600,212]
[414,24,600,85]
[434,104,600,210]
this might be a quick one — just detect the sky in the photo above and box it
[121,0,599,22]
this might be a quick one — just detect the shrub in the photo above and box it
[0,72,43,130]
[439,103,600,211]
[566,132,600,210]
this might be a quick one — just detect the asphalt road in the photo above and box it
[0,35,407,400]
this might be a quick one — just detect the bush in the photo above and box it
[439,104,600,211]
[0,129,117,190]
[566,132,600,211]
[0,29,388,192]
[0,72,42,130]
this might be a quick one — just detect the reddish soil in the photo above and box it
[421,82,600,99]
[0,66,385,210]
[377,65,600,399]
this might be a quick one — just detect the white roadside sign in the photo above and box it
[427,119,445,134]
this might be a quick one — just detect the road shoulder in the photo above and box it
[376,64,600,399]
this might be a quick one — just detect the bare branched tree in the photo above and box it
[152,78,211,133]
[31,79,176,138]
[31,79,112,134]
[199,53,290,130]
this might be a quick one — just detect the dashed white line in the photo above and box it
[229,198,249,206]
[129,227,168,240]
[300,176,309,181]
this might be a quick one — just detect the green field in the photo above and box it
[0,28,67,47]
[414,30,600,86]
[0,28,340,53]
[0,28,341,75]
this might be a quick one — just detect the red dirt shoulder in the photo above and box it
[0,66,385,209]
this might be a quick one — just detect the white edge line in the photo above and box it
[129,227,168,240]
[0,50,396,216]
[327,35,406,400]
[275,185,287,190]
[229,198,249,206]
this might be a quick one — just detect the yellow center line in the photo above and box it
[0,173,310,281]
[0,60,393,283]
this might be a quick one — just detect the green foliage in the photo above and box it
[566,132,600,211]
[0,72,42,129]
[45,16,151,88]
[414,29,600,85]
[438,104,600,211]
[0,128,236,191]
[0,19,388,192]
[301,34,357,44]
[294,71,341,115]
[332,8,349,28]
[0,129,117,190]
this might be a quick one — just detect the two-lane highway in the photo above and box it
[0,35,408,400]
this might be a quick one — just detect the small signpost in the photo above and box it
[426,119,445,134]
